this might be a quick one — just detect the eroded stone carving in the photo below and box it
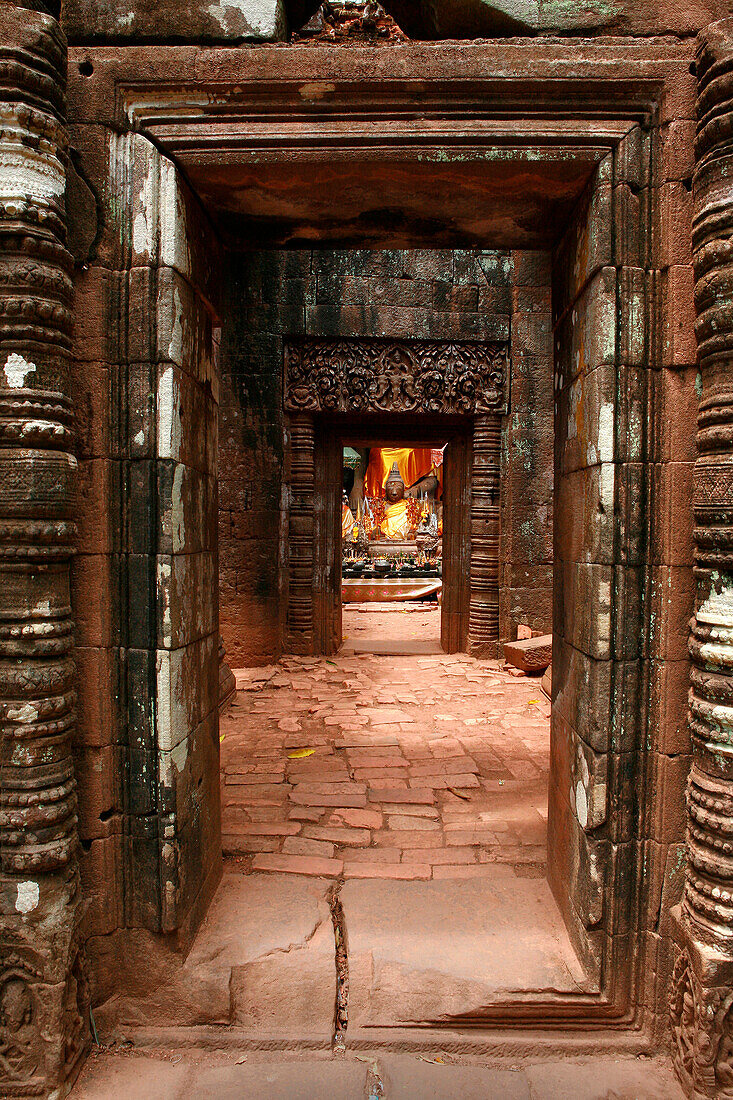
[675,18,733,1098]
[468,414,501,658]
[284,339,509,416]
[286,413,316,654]
[0,4,87,1095]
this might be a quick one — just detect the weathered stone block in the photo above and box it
[550,712,608,834]
[656,367,698,477]
[158,463,217,555]
[560,561,613,660]
[156,633,218,753]
[650,658,693,757]
[555,464,615,566]
[552,638,612,753]
[649,565,695,663]
[156,552,217,649]
[554,268,617,390]
[557,363,616,475]
[660,264,697,368]
[156,267,217,388]
[63,0,286,42]
[74,645,118,749]
[156,362,217,472]
[649,460,695,567]
[657,182,694,269]
[648,751,691,846]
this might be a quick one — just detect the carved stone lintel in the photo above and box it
[284,339,509,417]
[675,18,733,1098]
[0,4,88,1095]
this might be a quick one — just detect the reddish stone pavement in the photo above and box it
[221,628,549,881]
[342,601,441,652]
[71,1048,683,1099]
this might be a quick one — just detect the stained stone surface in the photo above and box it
[344,872,592,1029]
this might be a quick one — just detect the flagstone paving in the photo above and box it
[220,640,550,881]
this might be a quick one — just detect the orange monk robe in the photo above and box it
[342,502,355,540]
[364,447,436,497]
[379,500,412,540]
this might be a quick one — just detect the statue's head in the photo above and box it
[385,462,405,503]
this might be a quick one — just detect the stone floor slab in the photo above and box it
[342,872,592,1028]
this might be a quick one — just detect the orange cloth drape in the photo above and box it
[364,447,441,498]
[342,502,355,539]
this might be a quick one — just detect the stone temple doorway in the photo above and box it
[282,340,513,660]
[320,420,469,659]
[54,40,692,1077]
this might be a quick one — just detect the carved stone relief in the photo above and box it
[284,339,509,416]
[0,5,87,1097]
[675,18,733,1098]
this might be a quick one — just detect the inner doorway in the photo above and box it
[341,439,445,656]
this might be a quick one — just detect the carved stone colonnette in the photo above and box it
[673,18,733,1098]
[0,4,88,1096]
[284,339,508,656]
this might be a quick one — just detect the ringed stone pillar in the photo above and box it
[672,18,733,1097]
[0,3,88,1096]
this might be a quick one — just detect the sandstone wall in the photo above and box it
[70,125,224,967]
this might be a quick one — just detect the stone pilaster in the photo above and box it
[0,3,88,1096]
[468,414,501,658]
[286,413,315,654]
[672,18,733,1098]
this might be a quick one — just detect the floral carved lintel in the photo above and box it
[284,339,509,416]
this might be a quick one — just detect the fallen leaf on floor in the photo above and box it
[418,1056,445,1064]
[528,700,539,705]
[219,734,226,742]
[288,748,316,759]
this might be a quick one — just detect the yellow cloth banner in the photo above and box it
[364,447,439,497]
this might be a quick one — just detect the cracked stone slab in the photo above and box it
[188,872,336,1037]
[342,870,593,1030]
[96,873,335,1039]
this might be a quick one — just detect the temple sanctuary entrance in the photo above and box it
[340,440,446,655]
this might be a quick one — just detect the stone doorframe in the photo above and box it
[282,337,508,658]
[37,30,709,1089]
[66,38,692,1036]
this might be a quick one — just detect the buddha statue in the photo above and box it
[379,463,412,540]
